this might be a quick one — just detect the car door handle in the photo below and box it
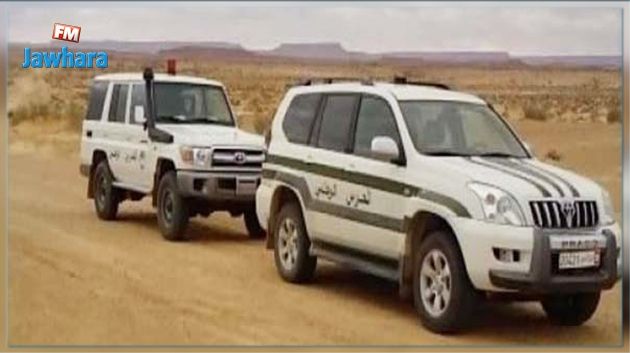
[139,139,148,144]
[86,130,92,138]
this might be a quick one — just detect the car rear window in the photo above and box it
[85,81,108,121]
[316,95,358,152]
[130,84,145,124]
[282,93,321,144]
[108,84,128,123]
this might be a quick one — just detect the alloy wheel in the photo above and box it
[420,249,452,317]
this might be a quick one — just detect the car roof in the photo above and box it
[288,82,486,105]
[376,83,485,104]
[93,72,224,87]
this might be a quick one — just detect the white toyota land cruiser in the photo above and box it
[80,68,265,240]
[256,77,621,333]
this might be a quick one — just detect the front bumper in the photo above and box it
[453,219,621,293]
[176,170,260,203]
[488,228,618,293]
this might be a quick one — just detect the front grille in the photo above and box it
[211,148,264,169]
[530,200,598,228]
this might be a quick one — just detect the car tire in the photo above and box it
[413,230,478,334]
[273,201,316,283]
[244,207,265,239]
[541,292,600,326]
[156,171,189,241]
[92,160,119,220]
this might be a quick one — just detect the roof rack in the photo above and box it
[292,77,373,87]
[392,76,451,90]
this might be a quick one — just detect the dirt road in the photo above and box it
[7,126,622,346]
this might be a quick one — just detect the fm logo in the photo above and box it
[22,22,107,68]
[52,23,81,43]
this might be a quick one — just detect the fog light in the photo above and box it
[493,248,520,262]
[499,249,513,262]
[193,179,205,192]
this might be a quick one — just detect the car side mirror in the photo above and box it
[370,136,401,163]
[134,105,146,125]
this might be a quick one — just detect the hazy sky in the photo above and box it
[8,2,623,56]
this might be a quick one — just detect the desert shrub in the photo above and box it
[252,116,269,135]
[9,102,51,126]
[591,77,601,90]
[606,103,620,124]
[64,101,86,131]
[523,104,549,122]
[9,98,85,130]
[545,149,562,162]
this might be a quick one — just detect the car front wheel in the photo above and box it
[413,230,478,333]
[244,207,265,239]
[541,292,600,326]
[92,160,119,220]
[156,171,189,241]
[273,202,316,283]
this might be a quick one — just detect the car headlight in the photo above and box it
[180,146,211,167]
[468,182,525,226]
[601,188,615,225]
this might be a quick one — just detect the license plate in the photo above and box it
[558,250,600,270]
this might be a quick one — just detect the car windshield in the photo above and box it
[399,101,529,158]
[154,83,234,125]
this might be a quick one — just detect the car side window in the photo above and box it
[85,81,108,121]
[130,84,146,124]
[353,96,401,158]
[108,84,128,123]
[282,93,321,144]
[316,95,358,152]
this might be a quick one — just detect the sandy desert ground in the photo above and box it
[6,58,624,346]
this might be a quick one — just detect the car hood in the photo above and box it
[158,124,264,148]
[434,156,603,201]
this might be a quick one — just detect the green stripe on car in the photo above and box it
[467,157,552,198]
[490,158,567,197]
[268,169,405,231]
[264,154,471,219]
[519,161,580,198]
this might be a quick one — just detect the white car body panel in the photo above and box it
[80,74,265,199]
[258,81,621,293]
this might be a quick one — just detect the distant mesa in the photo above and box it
[517,55,620,68]
[383,51,512,63]
[8,40,621,69]
[266,42,351,59]
[158,45,254,60]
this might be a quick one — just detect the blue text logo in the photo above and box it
[22,46,108,69]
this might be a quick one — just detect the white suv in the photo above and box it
[256,77,621,333]
[80,69,265,240]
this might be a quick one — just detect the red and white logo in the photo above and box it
[52,23,81,43]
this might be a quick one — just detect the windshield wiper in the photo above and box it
[423,150,472,157]
[187,117,234,126]
[476,152,521,158]
[156,115,187,124]
[155,116,233,126]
